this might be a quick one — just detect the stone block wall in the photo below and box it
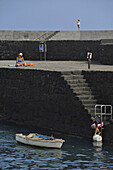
[0,68,113,143]
[100,44,113,65]
[81,71,113,144]
[83,71,113,105]
[0,41,39,60]
[47,40,100,61]
[0,40,101,62]
[0,31,55,41]
[0,68,91,138]
[0,30,113,64]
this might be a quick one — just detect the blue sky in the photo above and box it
[0,0,113,31]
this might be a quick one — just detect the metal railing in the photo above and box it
[95,104,112,120]
[95,104,112,137]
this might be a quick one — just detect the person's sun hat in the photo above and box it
[19,53,23,56]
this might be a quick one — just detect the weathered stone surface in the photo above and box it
[100,44,113,65]
[0,67,113,144]
[0,41,40,60]
[1,30,113,41]
[0,68,91,138]
[0,40,101,61]
[83,71,113,105]
[0,30,113,64]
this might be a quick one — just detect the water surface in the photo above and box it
[0,125,113,169]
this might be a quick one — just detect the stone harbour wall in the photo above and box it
[47,40,101,61]
[0,40,101,61]
[0,68,113,144]
[0,68,91,138]
[0,41,39,60]
[0,30,113,64]
[83,71,113,105]
[100,44,113,65]
[83,71,113,144]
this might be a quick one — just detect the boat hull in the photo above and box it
[16,134,64,149]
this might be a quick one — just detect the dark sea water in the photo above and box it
[1,125,113,169]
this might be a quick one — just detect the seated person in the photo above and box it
[16,53,26,67]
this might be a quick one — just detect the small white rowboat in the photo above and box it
[15,133,65,149]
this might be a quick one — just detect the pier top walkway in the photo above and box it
[0,30,113,41]
[0,60,113,72]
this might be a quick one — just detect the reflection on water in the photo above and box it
[1,125,113,169]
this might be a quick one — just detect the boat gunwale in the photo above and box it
[16,134,65,143]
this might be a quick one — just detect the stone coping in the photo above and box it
[0,30,113,41]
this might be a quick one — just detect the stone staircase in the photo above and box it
[61,71,98,116]
[45,31,60,41]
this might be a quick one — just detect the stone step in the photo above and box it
[69,83,89,87]
[62,75,84,80]
[84,103,96,108]
[85,105,96,115]
[72,86,91,92]
[66,79,86,84]
[81,99,97,104]
[73,89,92,95]
[61,71,101,117]
[87,108,95,115]
[75,90,97,96]
[77,94,96,100]
[84,106,95,114]
[61,71,82,75]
